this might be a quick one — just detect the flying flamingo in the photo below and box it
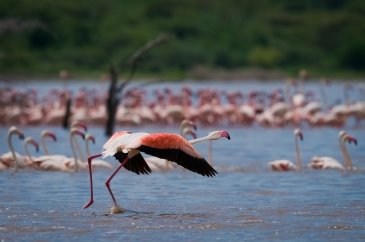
[308,131,357,171]
[268,129,303,171]
[0,126,26,171]
[83,131,221,213]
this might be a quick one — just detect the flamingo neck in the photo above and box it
[85,140,91,158]
[295,135,302,171]
[74,135,84,162]
[70,134,79,171]
[189,135,215,145]
[8,131,18,168]
[339,136,352,170]
[24,142,34,163]
[41,135,49,155]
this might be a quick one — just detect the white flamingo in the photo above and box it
[308,131,357,171]
[0,126,26,171]
[38,128,85,172]
[268,129,303,171]
[23,137,46,169]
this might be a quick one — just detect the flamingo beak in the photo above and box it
[72,130,85,140]
[219,130,230,140]
[48,132,57,142]
[186,131,197,139]
[18,133,25,140]
[345,135,357,145]
[87,135,96,144]
[298,132,304,141]
[32,141,40,152]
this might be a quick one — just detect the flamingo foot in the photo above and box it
[109,204,125,214]
[83,200,94,209]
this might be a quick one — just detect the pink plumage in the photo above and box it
[104,132,216,177]
[84,131,217,210]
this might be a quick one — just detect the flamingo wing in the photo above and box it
[139,145,217,177]
[137,133,217,177]
[114,152,152,175]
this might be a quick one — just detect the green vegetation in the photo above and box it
[0,0,365,79]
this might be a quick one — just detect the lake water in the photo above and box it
[1,80,365,241]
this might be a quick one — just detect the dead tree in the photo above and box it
[105,33,172,136]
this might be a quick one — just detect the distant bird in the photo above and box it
[180,119,197,139]
[83,131,219,212]
[268,129,303,171]
[36,130,68,162]
[0,126,25,171]
[40,130,57,156]
[308,131,357,171]
[23,137,43,169]
[37,128,85,172]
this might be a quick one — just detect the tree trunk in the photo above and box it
[105,64,119,136]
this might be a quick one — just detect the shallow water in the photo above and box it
[1,81,365,241]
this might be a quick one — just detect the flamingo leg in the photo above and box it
[83,153,102,209]
[105,157,130,207]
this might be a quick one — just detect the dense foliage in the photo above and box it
[0,0,364,78]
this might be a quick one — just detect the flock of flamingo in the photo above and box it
[1,80,364,128]
[0,79,363,212]
[0,116,360,212]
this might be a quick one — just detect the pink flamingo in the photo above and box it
[268,129,303,171]
[83,131,218,213]
[145,130,230,171]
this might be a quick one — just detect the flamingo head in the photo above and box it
[70,128,85,140]
[339,130,357,145]
[9,126,25,140]
[344,134,357,146]
[294,129,303,141]
[72,121,88,132]
[181,127,197,139]
[25,137,39,152]
[86,134,96,144]
[41,130,57,141]
[208,130,230,140]
[180,119,197,131]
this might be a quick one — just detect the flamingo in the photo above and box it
[146,130,230,171]
[36,130,69,161]
[83,131,223,213]
[0,126,26,171]
[268,129,303,171]
[37,128,85,172]
[23,137,44,169]
[40,130,57,156]
[308,131,357,171]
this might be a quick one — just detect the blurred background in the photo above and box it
[0,0,365,80]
